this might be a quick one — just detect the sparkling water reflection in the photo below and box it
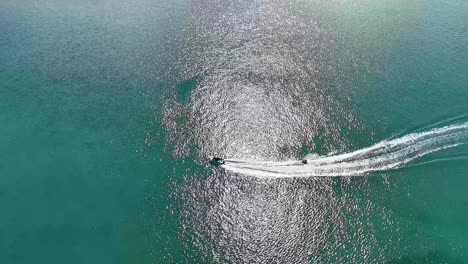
[161,0,467,262]
[164,0,373,262]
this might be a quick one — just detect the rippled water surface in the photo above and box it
[1,0,468,263]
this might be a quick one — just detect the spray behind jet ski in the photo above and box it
[209,156,307,167]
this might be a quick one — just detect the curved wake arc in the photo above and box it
[221,122,468,178]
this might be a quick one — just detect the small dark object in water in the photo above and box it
[210,156,225,165]
[302,160,307,164]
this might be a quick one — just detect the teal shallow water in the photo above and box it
[1,0,468,263]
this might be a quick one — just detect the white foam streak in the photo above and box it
[221,122,468,178]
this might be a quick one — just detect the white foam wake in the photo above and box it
[221,122,468,178]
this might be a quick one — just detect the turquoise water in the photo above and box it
[1,0,467,263]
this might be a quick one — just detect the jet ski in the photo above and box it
[209,156,225,166]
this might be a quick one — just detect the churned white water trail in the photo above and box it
[221,122,468,178]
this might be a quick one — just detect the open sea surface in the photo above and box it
[1,0,467,263]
